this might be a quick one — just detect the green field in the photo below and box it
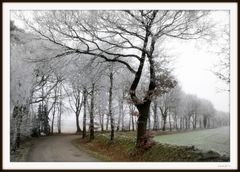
[154,126,230,156]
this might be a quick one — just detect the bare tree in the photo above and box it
[108,70,114,140]
[65,83,83,133]
[89,83,95,141]
[22,10,211,147]
[82,87,88,139]
[212,23,230,91]
[116,92,123,131]
[57,85,62,134]
[152,100,158,130]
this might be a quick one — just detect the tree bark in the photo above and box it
[169,113,172,131]
[76,113,81,133]
[193,113,197,129]
[51,87,58,135]
[174,113,178,130]
[203,115,207,128]
[89,83,95,141]
[199,117,202,128]
[82,88,87,139]
[51,105,56,135]
[162,116,167,131]
[106,114,109,131]
[148,111,151,130]
[58,87,62,134]
[109,72,114,140]
[75,90,82,133]
[136,101,151,146]
[153,100,158,130]
[160,107,167,131]
[128,111,131,131]
[132,112,135,131]
[98,106,104,132]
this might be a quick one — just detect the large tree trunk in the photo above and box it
[82,88,87,139]
[129,20,157,147]
[109,72,114,140]
[136,101,151,147]
[89,83,95,141]
[129,29,149,147]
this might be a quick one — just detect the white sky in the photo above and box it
[170,40,229,112]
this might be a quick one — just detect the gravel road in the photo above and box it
[27,134,100,162]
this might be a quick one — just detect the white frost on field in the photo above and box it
[154,126,230,156]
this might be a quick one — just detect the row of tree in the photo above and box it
[10,10,230,151]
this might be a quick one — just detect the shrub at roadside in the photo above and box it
[74,132,229,162]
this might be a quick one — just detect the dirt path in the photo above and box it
[27,134,100,162]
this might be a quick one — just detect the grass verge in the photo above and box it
[72,132,229,162]
[10,138,35,162]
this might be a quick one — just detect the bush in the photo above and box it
[139,131,156,150]
[31,128,39,137]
